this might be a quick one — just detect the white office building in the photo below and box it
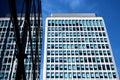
[43,13,119,80]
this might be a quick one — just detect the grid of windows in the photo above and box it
[0,18,42,80]
[46,72,117,79]
[44,15,119,80]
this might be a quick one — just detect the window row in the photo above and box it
[1,65,10,70]
[48,27,105,31]
[0,19,42,27]
[0,73,8,79]
[47,50,111,56]
[46,72,116,79]
[48,20,104,26]
[47,32,106,37]
[47,44,109,49]
[47,57,113,63]
[0,28,7,32]
[0,20,10,27]
[47,38,108,43]
[46,64,115,71]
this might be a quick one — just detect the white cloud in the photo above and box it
[70,0,85,9]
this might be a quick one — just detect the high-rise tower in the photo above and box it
[0,16,42,80]
[43,13,119,80]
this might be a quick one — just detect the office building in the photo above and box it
[0,16,42,80]
[43,13,119,80]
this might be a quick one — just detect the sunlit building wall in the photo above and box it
[43,13,119,80]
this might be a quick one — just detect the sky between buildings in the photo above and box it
[0,0,120,79]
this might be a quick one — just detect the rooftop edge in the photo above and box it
[51,13,96,17]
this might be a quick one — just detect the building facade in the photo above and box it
[0,16,42,80]
[43,13,119,80]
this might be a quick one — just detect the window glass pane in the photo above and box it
[100,20,103,26]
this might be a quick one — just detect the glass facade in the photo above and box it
[0,17,42,80]
[43,14,119,80]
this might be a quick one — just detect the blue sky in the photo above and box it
[0,0,120,79]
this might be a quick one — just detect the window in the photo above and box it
[80,57,83,62]
[77,65,80,70]
[73,72,76,78]
[51,65,54,70]
[62,20,65,26]
[95,72,99,78]
[72,65,76,70]
[51,57,54,62]
[60,72,63,78]
[60,65,63,70]
[63,57,67,62]
[77,72,81,78]
[89,65,93,70]
[47,57,50,62]
[82,72,85,78]
[81,65,84,70]
[55,65,58,70]
[67,51,70,55]
[89,20,93,26]
[108,72,112,78]
[82,20,85,26]
[93,20,96,26]
[68,57,71,63]
[109,57,112,62]
[91,72,94,78]
[51,51,54,55]
[55,20,58,26]
[65,20,69,26]
[48,32,50,37]
[51,72,54,78]
[51,27,54,31]
[51,44,54,49]
[4,20,8,26]
[111,65,115,70]
[71,50,74,55]
[55,51,58,55]
[99,72,103,78]
[72,57,75,62]
[94,65,97,70]
[59,20,62,26]
[68,65,71,70]
[98,65,102,70]
[85,65,89,70]
[68,72,72,78]
[113,72,117,78]
[86,72,90,78]
[102,65,106,70]
[64,65,67,70]
[64,72,67,78]
[104,72,108,78]
[55,72,59,78]
[96,20,99,26]
[59,57,63,62]
[1,21,4,26]
[47,64,50,70]
[106,65,110,70]
[55,57,58,62]
[100,20,103,26]
[48,20,51,26]
[59,51,62,55]
[76,57,79,62]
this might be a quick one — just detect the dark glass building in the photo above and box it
[0,16,42,80]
